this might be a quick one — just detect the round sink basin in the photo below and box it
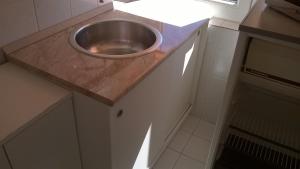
[70,19,163,59]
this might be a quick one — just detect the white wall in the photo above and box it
[197,0,254,22]
[116,0,256,23]
[0,0,112,64]
[193,26,239,124]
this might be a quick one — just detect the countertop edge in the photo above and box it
[5,10,209,107]
[239,24,300,44]
[6,56,115,106]
[239,0,300,44]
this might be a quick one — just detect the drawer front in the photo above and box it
[4,99,82,169]
[245,38,300,86]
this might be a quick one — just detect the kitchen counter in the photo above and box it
[0,63,70,144]
[240,0,300,44]
[3,8,208,106]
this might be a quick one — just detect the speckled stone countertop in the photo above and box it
[4,9,208,106]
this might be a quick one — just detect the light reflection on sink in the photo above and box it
[70,19,163,59]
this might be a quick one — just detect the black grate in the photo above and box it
[215,133,300,169]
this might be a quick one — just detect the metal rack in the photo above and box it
[215,83,300,169]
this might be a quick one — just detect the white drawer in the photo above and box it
[245,38,300,86]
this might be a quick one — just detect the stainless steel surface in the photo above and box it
[70,19,163,59]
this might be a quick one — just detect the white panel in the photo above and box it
[240,72,300,100]
[194,26,238,123]
[5,99,82,169]
[203,26,239,80]
[73,92,111,169]
[0,147,11,169]
[246,38,300,84]
[110,31,202,169]
[204,32,250,169]
[34,0,71,30]
[0,0,38,46]
[197,76,226,123]
[71,0,98,16]
[0,63,70,143]
[110,50,176,169]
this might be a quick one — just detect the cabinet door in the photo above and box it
[165,32,202,135]
[0,147,11,169]
[110,31,202,169]
[110,52,175,169]
[4,98,82,169]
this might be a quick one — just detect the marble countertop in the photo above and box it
[240,0,300,44]
[4,8,209,106]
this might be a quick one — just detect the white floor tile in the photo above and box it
[173,155,205,169]
[168,131,191,152]
[153,149,180,169]
[183,136,211,162]
[193,120,215,141]
[180,115,200,134]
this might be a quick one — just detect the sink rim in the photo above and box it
[69,18,163,59]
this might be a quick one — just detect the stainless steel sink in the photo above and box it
[70,19,163,59]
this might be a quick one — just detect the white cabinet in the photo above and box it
[0,63,82,169]
[0,147,11,169]
[245,38,300,84]
[4,98,82,169]
[109,31,203,169]
[164,32,202,135]
[74,27,207,169]
[73,93,112,169]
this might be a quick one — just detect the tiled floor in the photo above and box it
[153,23,237,169]
[153,115,215,169]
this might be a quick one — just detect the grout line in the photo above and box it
[178,115,216,167]
[180,152,207,165]
[181,131,193,153]
[69,0,73,17]
[192,120,216,141]
[156,115,216,168]
[170,149,181,169]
